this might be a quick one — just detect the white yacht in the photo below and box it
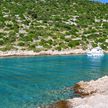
[86,47,104,57]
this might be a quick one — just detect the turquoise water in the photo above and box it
[0,55,108,107]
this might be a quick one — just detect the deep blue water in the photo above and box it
[0,55,108,107]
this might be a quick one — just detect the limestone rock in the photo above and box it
[73,81,97,96]
[45,76,108,108]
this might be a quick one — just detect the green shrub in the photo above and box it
[18,41,25,46]
[68,40,80,48]
[0,39,4,45]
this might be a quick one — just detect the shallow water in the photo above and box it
[0,55,108,107]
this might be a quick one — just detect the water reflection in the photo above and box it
[87,55,104,64]
[86,55,104,79]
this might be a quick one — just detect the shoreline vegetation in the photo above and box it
[0,0,108,53]
[0,0,108,108]
[46,76,108,108]
[0,49,86,57]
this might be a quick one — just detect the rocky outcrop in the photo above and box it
[45,76,108,108]
[73,76,108,96]
[73,82,97,96]
[68,94,108,108]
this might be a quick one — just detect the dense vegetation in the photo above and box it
[0,0,108,51]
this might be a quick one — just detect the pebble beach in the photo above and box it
[0,49,86,57]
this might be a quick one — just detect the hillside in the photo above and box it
[0,0,108,52]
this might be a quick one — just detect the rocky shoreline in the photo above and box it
[0,49,86,57]
[45,76,108,108]
[1,50,108,108]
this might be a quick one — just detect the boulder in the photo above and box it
[73,81,97,96]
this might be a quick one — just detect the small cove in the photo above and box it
[0,55,108,107]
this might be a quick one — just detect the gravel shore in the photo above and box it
[0,49,86,57]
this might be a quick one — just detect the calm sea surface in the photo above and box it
[0,55,108,107]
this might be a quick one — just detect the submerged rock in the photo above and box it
[41,100,72,108]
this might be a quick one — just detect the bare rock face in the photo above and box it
[68,94,108,108]
[73,76,108,96]
[44,76,108,108]
[73,81,97,96]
